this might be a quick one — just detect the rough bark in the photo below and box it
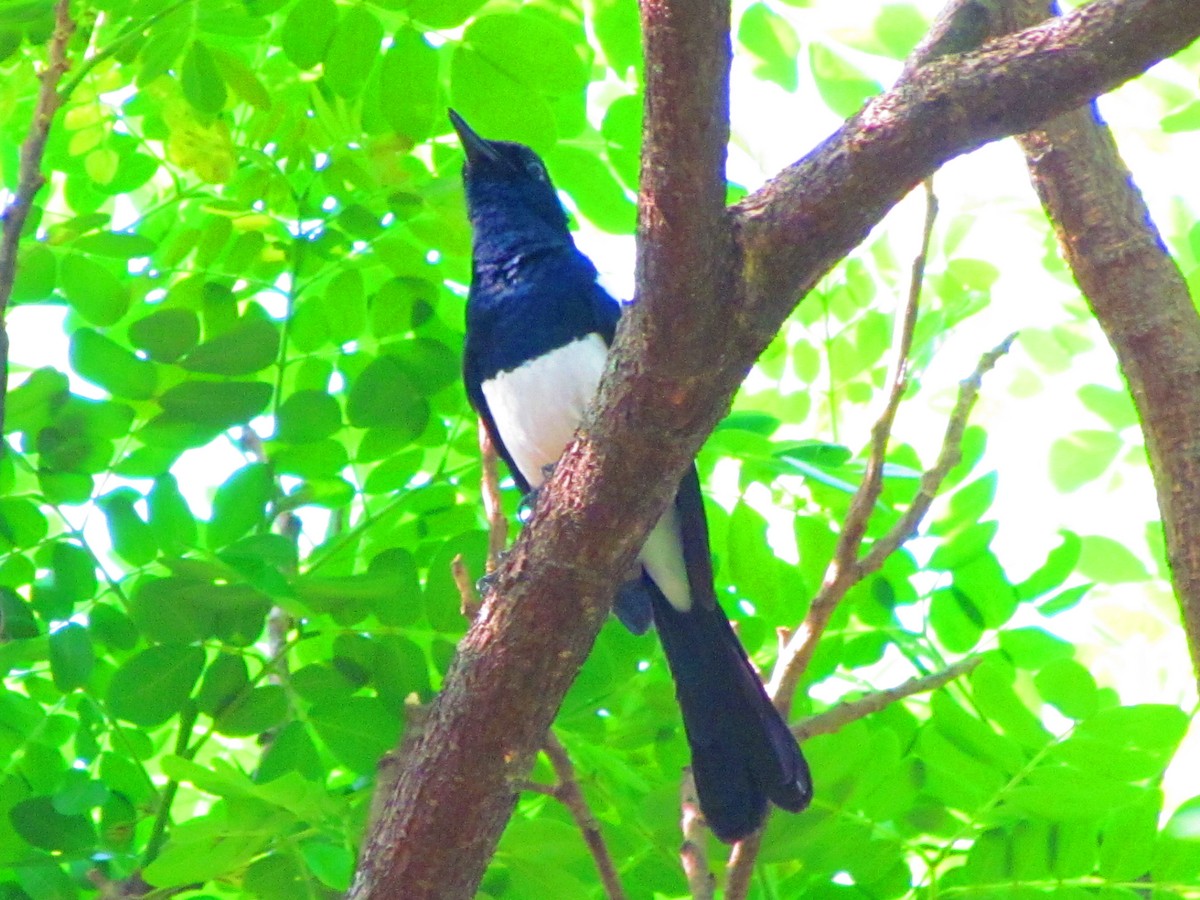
[1006,1,1200,679]
[349,2,1200,897]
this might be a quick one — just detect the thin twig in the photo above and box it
[451,554,480,621]
[540,734,629,900]
[724,185,1014,900]
[0,0,75,437]
[792,656,982,741]
[479,422,508,572]
[680,770,716,900]
[767,181,940,716]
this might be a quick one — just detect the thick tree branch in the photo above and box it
[1005,0,1200,683]
[352,3,1200,897]
[0,0,75,439]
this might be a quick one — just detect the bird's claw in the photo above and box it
[518,462,559,519]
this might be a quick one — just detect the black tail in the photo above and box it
[649,585,812,842]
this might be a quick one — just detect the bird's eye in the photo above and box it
[525,160,548,182]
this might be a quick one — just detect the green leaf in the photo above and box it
[49,623,94,692]
[971,658,1052,749]
[739,3,800,91]
[215,685,287,736]
[208,463,274,550]
[69,327,157,400]
[1077,384,1138,430]
[1100,795,1160,881]
[404,0,486,29]
[809,44,882,118]
[182,40,227,114]
[281,0,336,68]
[547,145,636,235]
[346,356,429,436]
[148,474,198,551]
[932,473,996,536]
[929,587,984,652]
[98,488,158,566]
[180,318,280,375]
[257,721,323,782]
[299,838,354,890]
[1000,627,1074,669]
[1034,658,1098,719]
[1076,534,1149,584]
[128,307,201,362]
[928,521,997,570]
[874,4,928,58]
[727,502,781,613]
[1016,531,1080,600]
[593,0,640,74]
[59,254,129,326]
[324,6,382,98]
[197,653,249,715]
[451,12,589,151]
[276,390,341,444]
[321,268,367,345]
[72,230,157,259]
[158,380,273,428]
[10,796,96,852]
[1049,429,1122,492]
[106,644,205,727]
[309,696,400,772]
[380,28,440,140]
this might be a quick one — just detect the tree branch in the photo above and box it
[792,656,983,742]
[351,3,1200,896]
[541,733,628,900]
[680,771,716,900]
[767,180,939,716]
[0,0,75,439]
[1007,0,1200,685]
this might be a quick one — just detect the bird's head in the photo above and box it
[449,110,573,260]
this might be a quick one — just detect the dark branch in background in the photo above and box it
[351,3,1200,897]
[0,0,75,440]
[1005,0,1200,685]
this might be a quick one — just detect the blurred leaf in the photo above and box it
[208,463,274,550]
[325,6,382,98]
[48,623,94,692]
[182,41,227,114]
[59,254,128,325]
[309,696,401,773]
[180,318,280,375]
[1049,429,1122,492]
[107,644,205,727]
[281,0,336,68]
[739,3,800,91]
[809,43,881,117]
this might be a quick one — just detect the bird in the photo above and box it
[450,109,812,842]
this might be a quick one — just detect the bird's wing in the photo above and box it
[588,279,622,346]
[464,344,534,495]
[674,465,719,612]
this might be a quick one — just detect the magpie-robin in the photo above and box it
[451,110,811,841]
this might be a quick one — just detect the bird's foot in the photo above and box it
[517,462,559,518]
[474,551,508,594]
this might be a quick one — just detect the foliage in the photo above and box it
[0,0,1197,898]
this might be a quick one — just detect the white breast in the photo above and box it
[481,332,692,612]
[482,334,609,489]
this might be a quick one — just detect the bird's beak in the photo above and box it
[448,109,502,167]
